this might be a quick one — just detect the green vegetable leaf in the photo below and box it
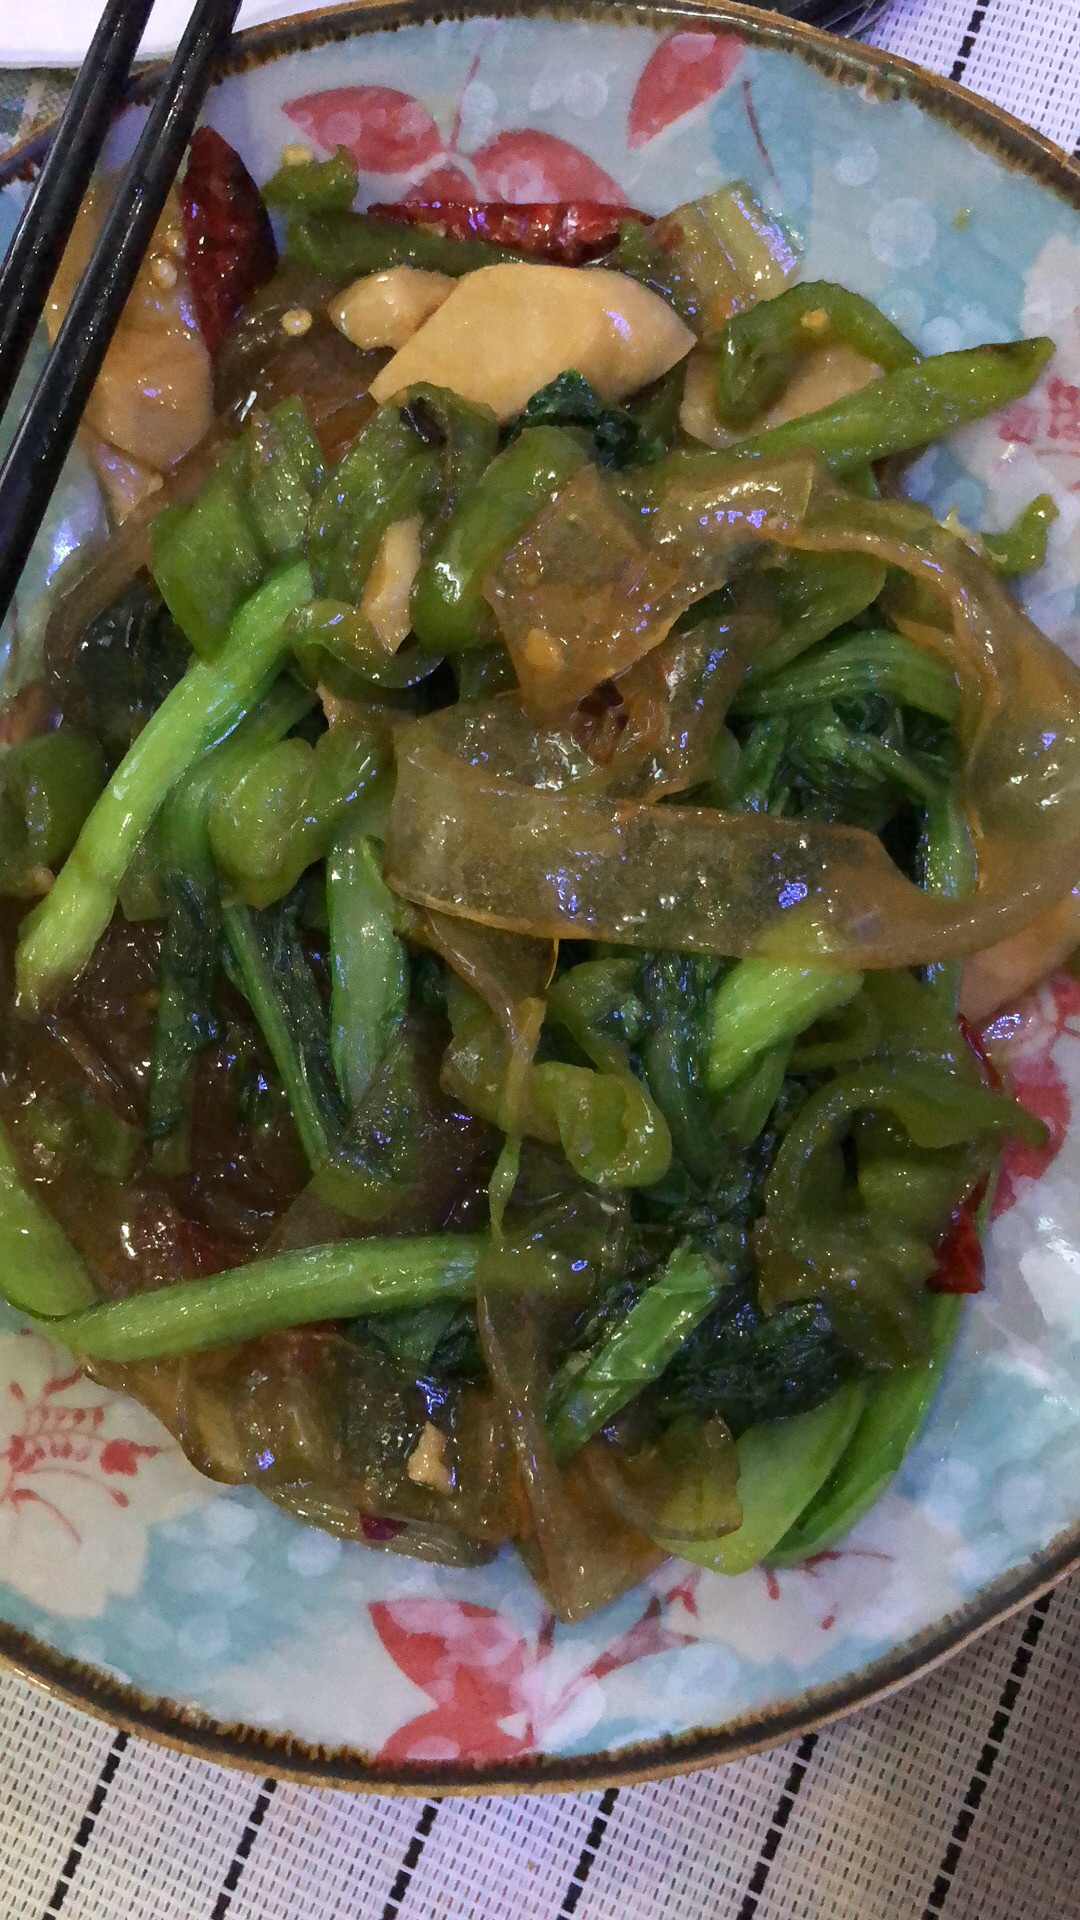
[512,371,665,470]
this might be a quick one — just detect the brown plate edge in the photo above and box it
[3,1526,1077,1794]
[0,0,1078,1794]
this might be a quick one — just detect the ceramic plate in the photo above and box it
[2,1,1080,1792]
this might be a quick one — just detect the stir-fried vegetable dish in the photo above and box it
[3,126,1072,1619]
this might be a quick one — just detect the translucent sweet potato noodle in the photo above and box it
[387,453,1080,967]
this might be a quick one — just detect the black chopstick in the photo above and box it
[0,0,158,425]
[0,0,242,628]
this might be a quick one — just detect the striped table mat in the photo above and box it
[2,3,1080,1917]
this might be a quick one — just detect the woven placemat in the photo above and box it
[2,4,1079,1916]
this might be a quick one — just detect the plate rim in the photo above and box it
[1,0,1079,1794]
[2,1529,1077,1794]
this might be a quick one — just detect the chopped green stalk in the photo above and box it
[0,1116,97,1315]
[729,715,789,812]
[981,492,1058,576]
[222,896,346,1172]
[208,717,387,908]
[148,677,315,1154]
[612,182,796,339]
[244,397,324,564]
[670,1381,867,1573]
[734,629,961,724]
[40,1234,484,1361]
[16,563,313,1013]
[398,384,500,526]
[0,728,106,898]
[769,1293,961,1564]
[148,816,219,1155]
[327,826,409,1113]
[310,400,440,605]
[411,426,587,652]
[715,280,918,428]
[152,402,321,658]
[23,1091,140,1184]
[920,785,978,1005]
[715,1041,791,1148]
[922,786,977,901]
[707,961,864,1095]
[262,145,359,215]
[732,338,1054,473]
[151,443,262,657]
[637,953,719,1185]
[546,1243,732,1461]
[287,211,521,281]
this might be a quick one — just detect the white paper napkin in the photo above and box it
[1,1,333,68]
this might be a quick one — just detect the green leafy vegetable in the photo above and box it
[769,1292,962,1563]
[58,577,190,768]
[327,825,409,1113]
[0,728,105,898]
[658,1273,856,1436]
[547,1240,736,1460]
[153,401,322,657]
[148,677,316,1158]
[223,892,346,1173]
[733,629,961,725]
[16,561,314,1013]
[35,1234,485,1361]
[707,960,864,1095]
[513,371,665,470]
[669,1382,867,1573]
[0,1117,97,1315]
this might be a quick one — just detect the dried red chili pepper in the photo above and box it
[360,1514,404,1542]
[928,1183,986,1294]
[958,1012,1003,1089]
[180,127,277,356]
[176,1215,243,1279]
[368,199,650,266]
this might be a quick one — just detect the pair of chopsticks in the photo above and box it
[0,0,242,627]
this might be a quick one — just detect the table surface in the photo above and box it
[2,4,1080,1917]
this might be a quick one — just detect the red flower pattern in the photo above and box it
[999,376,1080,451]
[370,1570,700,1763]
[283,86,443,172]
[0,1357,162,1546]
[284,83,625,207]
[283,33,747,202]
[761,1547,893,1630]
[987,971,1080,1213]
[628,31,743,147]
[469,130,625,206]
